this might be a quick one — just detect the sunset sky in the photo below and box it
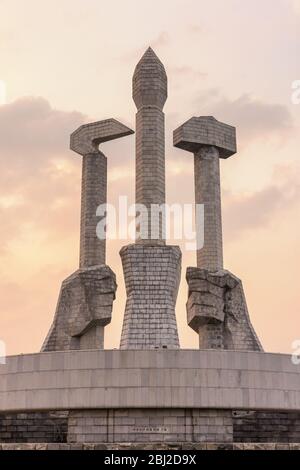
[0,0,299,355]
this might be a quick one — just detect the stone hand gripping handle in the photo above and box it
[173,117,261,351]
[42,119,133,352]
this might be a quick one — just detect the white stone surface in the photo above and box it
[173,116,236,159]
[119,48,182,349]
[0,350,299,412]
[70,119,134,156]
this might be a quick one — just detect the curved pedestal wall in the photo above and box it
[0,350,299,444]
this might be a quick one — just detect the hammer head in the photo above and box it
[70,119,134,156]
[173,116,236,159]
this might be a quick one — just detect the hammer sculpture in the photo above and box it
[174,116,262,351]
[42,119,134,351]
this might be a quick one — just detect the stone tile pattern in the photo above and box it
[70,119,134,268]
[70,118,134,156]
[174,116,261,351]
[120,244,181,349]
[42,119,133,351]
[1,442,300,450]
[133,47,167,244]
[173,116,237,158]
[67,409,233,444]
[3,350,299,412]
[120,49,182,349]
[174,116,236,271]
[1,409,300,447]
[233,410,300,443]
[79,152,107,268]
[186,268,262,350]
[0,412,67,443]
[194,146,223,271]
[42,266,117,351]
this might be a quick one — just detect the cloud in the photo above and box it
[2,94,292,252]
[223,163,300,238]
[0,97,87,253]
[0,96,86,161]
[0,95,135,260]
[170,66,207,81]
[223,186,283,237]
[290,0,300,15]
[120,32,170,62]
[150,31,170,49]
[187,24,203,34]
[195,91,293,144]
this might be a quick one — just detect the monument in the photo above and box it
[120,48,181,350]
[42,119,133,351]
[174,116,262,351]
[0,48,300,450]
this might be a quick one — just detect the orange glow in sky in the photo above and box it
[0,0,299,355]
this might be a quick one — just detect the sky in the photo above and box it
[0,0,299,355]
